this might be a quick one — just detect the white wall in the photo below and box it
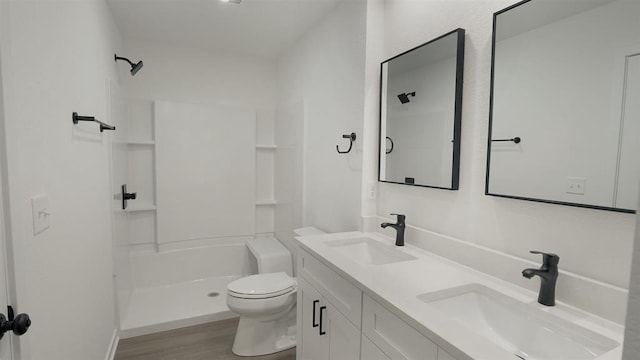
[119,41,278,251]
[121,39,276,109]
[0,0,121,358]
[116,40,277,240]
[623,194,640,358]
[154,101,256,245]
[489,1,640,208]
[363,0,636,323]
[277,0,367,233]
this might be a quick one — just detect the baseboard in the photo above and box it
[105,329,119,360]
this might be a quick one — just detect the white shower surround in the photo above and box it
[113,98,278,336]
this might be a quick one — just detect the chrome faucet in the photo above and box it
[522,250,560,306]
[381,213,406,246]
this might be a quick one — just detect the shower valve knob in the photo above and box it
[121,184,137,210]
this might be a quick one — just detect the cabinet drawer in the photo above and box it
[362,294,438,360]
[298,248,362,328]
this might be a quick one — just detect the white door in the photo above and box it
[0,21,15,358]
[0,167,13,360]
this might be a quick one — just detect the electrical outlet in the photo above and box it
[31,194,50,235]
[367,182,376,200]
[566,177,586,195]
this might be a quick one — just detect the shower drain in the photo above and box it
[207,292,220,298]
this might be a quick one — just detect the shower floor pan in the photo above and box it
[120,275,241,338]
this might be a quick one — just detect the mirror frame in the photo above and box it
[485,0,635,214]
[378,28,465,190]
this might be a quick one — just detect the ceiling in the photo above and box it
[107,0,342,60]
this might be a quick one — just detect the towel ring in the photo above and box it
[336,133,356,154]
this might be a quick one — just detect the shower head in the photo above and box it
[130,60,143,76]
[397,92,416,104]
[115,54,144,76]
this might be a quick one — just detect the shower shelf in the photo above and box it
[113,140,155,145]
[127,140,155,145]
[256,145,277,150]
[256,200,277,206]
[125,204,157,212]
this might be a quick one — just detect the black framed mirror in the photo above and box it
[486,0,640,213]
[378,28,465,189]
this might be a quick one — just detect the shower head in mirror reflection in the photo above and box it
[397,92,416,104]
[378,28,465,190]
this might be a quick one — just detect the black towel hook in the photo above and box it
[336,132,356,154]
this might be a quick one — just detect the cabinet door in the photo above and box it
[324,301,360,360]
[298,278,329,360]
[362,335,392,360]
[362,295,438,360]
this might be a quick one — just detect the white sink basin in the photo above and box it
[324,237,417,265]
[418,284,619,360]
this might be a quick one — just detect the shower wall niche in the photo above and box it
[122,100,157,250]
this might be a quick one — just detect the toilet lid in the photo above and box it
[227,272,295,299]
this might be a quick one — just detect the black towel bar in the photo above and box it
[72,112,115,132]
[491,137,521,144]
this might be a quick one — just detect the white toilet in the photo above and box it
[226,227,325,356]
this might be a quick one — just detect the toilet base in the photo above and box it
[231,304,297,356]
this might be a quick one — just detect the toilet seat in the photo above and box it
[227,272,295,299]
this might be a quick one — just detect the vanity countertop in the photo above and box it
[295,231,624,360]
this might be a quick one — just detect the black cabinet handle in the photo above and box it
[312,300,319,328]
[319,306,327,335]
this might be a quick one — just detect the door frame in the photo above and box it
[0,4,18,357]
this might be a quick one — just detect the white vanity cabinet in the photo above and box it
[297,247,459,360]
[362,294,459,360]
[297,249,362,360]
[362,335,392,360]
[297,278,361,360]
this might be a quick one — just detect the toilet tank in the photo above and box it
[293,227,326,237]
[246,238,293,276]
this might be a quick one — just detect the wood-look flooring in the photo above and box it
[114,318,296,360]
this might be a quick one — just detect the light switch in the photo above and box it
[31,194,50,235]
[566,177,586,195]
